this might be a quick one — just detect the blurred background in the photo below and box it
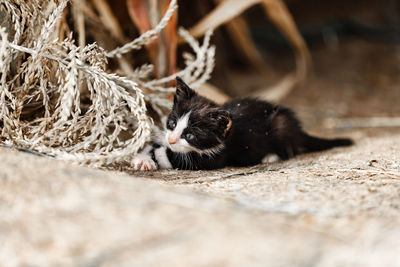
[73,0,400,129]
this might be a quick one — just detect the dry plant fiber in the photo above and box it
[0,0,215,167]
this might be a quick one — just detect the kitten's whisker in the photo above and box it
[188,153,193,169]
[191,143,225,158]
[182,153,187,169]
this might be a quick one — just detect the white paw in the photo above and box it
[262,154,281,164]
[131,155,158,171]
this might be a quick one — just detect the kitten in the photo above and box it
[131,77,353,171]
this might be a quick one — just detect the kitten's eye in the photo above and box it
[167,119,176,129]
[185,133,195,141]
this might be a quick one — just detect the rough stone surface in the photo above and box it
[0,131,399,266]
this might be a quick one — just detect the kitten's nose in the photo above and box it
[168,136,178,145]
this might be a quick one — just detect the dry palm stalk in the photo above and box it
[72,0,86,49]
[91,0,136,76]
[195,82,230,104]
[223,17,268,73]
[162,0,178,78]
[127,0,178,77]
[213,0,268,73]
[92,0,126,42]
[188,0,311,102]
[255,0,311,101]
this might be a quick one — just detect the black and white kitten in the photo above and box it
[131,77,353,170]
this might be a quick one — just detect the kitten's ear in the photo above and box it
[210,110,232,138]
[175,77,196,100]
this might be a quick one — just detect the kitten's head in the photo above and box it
[164,77,232,155]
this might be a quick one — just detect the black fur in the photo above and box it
[157,77,353,170]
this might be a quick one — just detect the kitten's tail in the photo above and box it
[303,134,353,153]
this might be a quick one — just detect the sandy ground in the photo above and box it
[0,128,399,267]
[1,39,399,266]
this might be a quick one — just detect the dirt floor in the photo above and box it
[1,40,399,266]
[1,128,399,266]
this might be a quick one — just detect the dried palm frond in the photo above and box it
[187,0,311,102]
[0,0,216,167]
